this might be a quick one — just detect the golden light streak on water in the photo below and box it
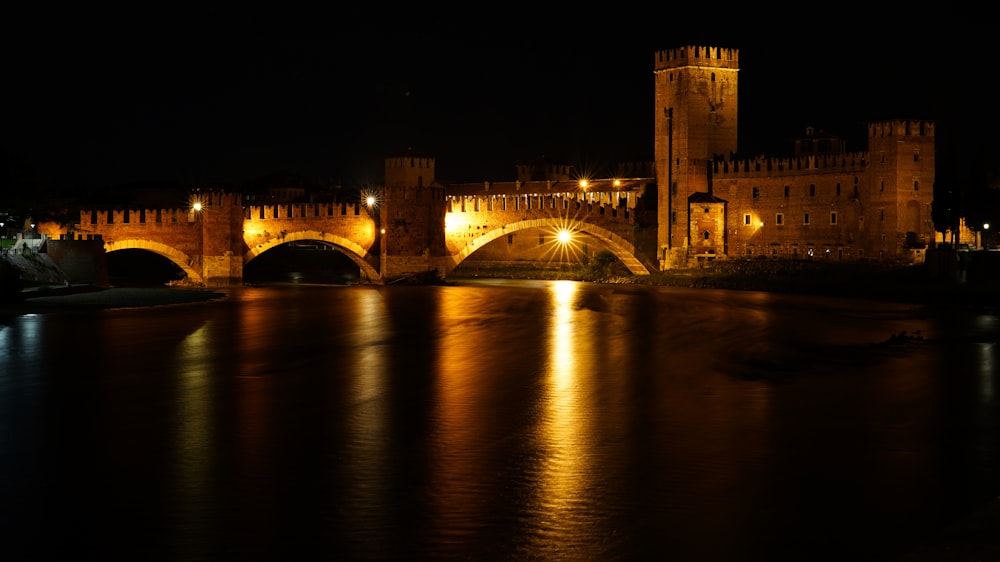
[169,322,215,556]
[525,280,604,558]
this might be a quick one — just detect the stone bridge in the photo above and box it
[54,160,656,285]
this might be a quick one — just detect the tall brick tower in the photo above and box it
[381,154,447,279]
[864,120,936,259]
[654,45,739,268]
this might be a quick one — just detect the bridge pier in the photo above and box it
[199,192,246,286]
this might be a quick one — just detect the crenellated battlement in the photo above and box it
[76,206,196,227]
[712,151,869,179]
[654,45,738,71]
[385,156,435,170]
[868,120,935,139]
[515,163,574,182]
[244,200,367,221]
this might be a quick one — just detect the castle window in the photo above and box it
[671,211,677,224]
[711,72,715,82]
[669,73,674,82]
[671,182,677,196]
[913,180,919,191]
[830,212,838,225]
[914,150,920,162]
[752,187,759,199]
[703,207,710,213]
[880,209,885,221]
[539,235,544,245]
[880,152,885,164]
[703,230,710,240]
[507,234,513,245]
[880,180,885,192]
[809,184,816,196]
[784,185,790,198]
[744,214,751,225]
[502,196,507,211]
[804,213,810,225]
[776,213,784,225]
[836,183,841,196]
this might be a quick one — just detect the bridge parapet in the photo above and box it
[243,201,377,250]
[74,206,205,255]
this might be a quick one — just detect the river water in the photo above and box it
[1,280,997,561]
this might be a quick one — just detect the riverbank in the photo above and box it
[3,259,997,321]
[450,259,999,308]
[1,285,228,320]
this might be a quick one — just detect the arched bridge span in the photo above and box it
[442,218,651,276]
[105,239,205,284]
[245,230,381,282]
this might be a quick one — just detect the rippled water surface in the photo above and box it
[1,281,997,560]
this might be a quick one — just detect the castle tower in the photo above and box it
[381,155,447,279]
[864,120,936,259]
[654,45,739,268]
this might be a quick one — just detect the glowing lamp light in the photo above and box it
[556,229,573,244]
[361,188,380,209]
[192,201,203,212]
[578,179,589,189]
[985,223,991,230]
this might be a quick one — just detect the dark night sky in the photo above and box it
[3,13,996,199]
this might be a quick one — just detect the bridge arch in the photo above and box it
[105,239,205,285]
[245,230,381,282]
[444,218,651,276]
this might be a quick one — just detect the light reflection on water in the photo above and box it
[1,282,997,561]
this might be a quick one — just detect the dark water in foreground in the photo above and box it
[1,280,997,561]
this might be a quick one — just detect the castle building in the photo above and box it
[655,45,936,268]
